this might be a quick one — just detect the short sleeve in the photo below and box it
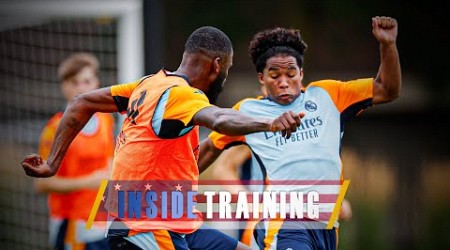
[110,81,139,114]
[207,100,247,150]
[163,86,212,126]
[151,86,212,138]
[307,78,373,113]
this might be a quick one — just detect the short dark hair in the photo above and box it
[185,26,233,58]
[249,27,307,73]
[58,53,99,81]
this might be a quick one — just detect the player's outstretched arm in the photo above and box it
[22,87,117,177]
[195,107,303,173]
[34,169,108,193]
[193,106,303,138]
[210,145,252,193]
[372,16,402,105]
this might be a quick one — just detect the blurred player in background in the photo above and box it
[199,16,400,249]
[35,53,114,250]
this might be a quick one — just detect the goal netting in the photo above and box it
[0,1,143,249]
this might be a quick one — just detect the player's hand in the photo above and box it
[21,153,55,177]
[372,16,398,45]
[270,112,305,139]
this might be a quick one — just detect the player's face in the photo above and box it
[61,66,100,102]
[206,54,233,104]
[258,55,303,105]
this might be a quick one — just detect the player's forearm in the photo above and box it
[211,167,248,194]
[193,107,271,136]
[46,88,117,175]
[211,168,241,182]
[198,139,223,173]
[375,42,402,102]
[211,145,252,193]
[46,98,96,175]
[211,109,271,136]
[35,176,90,193]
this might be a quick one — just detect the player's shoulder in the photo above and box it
[127,73,164,89]
[163,70,190,81]
[307,78,374,89]
[134,75,153,86]
[169,85,205,96]
[166,85,209,104]
[307,79,342,89]
[232,96,264,110]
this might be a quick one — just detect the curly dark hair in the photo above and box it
[249,27,307,73]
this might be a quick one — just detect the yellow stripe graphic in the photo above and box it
[86,179,108,229]
[326,180,350,229]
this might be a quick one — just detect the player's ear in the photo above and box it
[212,57,221,74]
[258,72,268,95]
[258,72,264,85]
[206,57,220,86]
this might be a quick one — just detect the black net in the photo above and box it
[0,18,118,249]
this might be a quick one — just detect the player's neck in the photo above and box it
[175,52,212,89]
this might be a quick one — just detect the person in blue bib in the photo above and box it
[199,16,401,250]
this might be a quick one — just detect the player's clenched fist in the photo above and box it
[270,111,305,139]
[372,16,398,45]
[21,153,54,177]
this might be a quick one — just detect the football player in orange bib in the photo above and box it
[23,27,303,250]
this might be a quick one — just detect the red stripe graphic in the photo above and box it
[202,212,332,221]
[199,180,343,185]
[196,194,338,203]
